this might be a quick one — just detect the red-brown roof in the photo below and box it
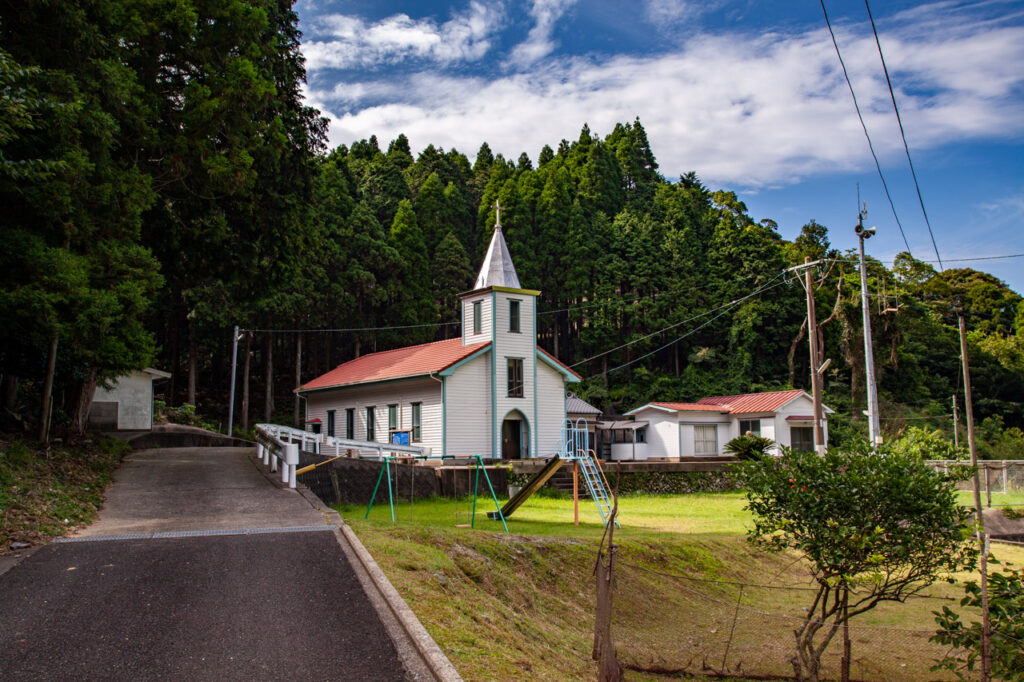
[696,389,807,413]
[630,389,809,416]
[538,346,582,380]
[649,402,729,412]
[297,338,490,392]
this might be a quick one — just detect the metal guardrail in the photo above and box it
[255,423,426,461]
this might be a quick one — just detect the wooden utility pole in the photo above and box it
[803,257,826,453]
[958,314,991,682]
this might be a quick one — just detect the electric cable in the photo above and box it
[819,0,913,255]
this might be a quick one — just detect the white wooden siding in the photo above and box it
[462,294,492,345]
[305,378,443,456]
[444,352,492,456]
[535,360,566,457]
[492,291,537,456]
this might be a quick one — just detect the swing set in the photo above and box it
[364,454,509,533]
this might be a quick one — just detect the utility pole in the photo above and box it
[803,257,827,454]
[227,325,240,436]
[951,394,959,448]
[788,258,827,454]
[855,207,882,447]
[958,314,992,682]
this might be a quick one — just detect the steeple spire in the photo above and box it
[473,200,520,289]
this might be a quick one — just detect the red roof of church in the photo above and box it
[297,338,490,392]
[639,389,808,415]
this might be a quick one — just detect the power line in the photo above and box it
[581,273,790,378]
[245,320,460,334]
[864,0,943,271]
[832,254,1024,266]
[819,0,913,256]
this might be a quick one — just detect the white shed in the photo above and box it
[88,368,171,431]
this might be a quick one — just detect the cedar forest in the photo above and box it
[2,1,1022,457]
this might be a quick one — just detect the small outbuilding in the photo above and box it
[622,389,832,460]
[88,368,171,431]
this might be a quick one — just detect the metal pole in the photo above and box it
[856,222,881,446]
[958,314,991,682]
[804,257,826,454]
[952,394,959,448]
[227,325,239,436]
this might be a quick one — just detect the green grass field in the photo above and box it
[340,491,1024,681]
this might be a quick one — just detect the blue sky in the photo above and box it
[294,0,1024,293]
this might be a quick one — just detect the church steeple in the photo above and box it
[474,200,521,290]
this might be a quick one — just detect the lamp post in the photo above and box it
[855,209,882,447]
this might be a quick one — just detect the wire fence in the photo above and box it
[928,460,1024,505]
[608,558,979,681]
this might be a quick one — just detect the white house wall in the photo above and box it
[492,290,537,457]
[771,394,826,450]
[638,412,678,461]
[535,360,567,457]
[444,353,492,457]
[305,378,443,456]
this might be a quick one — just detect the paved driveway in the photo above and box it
[0,447,414,681]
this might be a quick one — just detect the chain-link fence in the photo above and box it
[609,558,972,681]
[928,460,1024,505]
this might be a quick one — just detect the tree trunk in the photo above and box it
[187,327,198,406]
[263,334,273,423]
[2,373,18,412]
[241,332,251,430]
[69,371,98,437]
[39,334,58,444]
[168,309,180,404]
[293,332,302,427]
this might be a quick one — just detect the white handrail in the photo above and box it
[254,423,426,460]
[254,425,300,489]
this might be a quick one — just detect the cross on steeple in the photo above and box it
[493,199,502,232]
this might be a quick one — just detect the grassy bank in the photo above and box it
[1,435,130,552]
[340,492,1024,681]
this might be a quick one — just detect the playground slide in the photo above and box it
[487,455,562,520]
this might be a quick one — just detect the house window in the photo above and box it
[366,406,376,441]
[345,408,355,439]
[791,426,814,453]
[327,410,336,437]
[472,301,481,335]
[411,402,422,442]
[635,427,647,444]
[507,358,524,397]
[388,404,398,431]
[739,419,761,436]
[509,300,520,333]
[694,425,718,455]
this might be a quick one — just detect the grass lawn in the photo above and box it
[341,490,1024,681]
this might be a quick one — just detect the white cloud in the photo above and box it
[303,1,503,70]
[508,0,578,68]
[643,0,704,25]
[307,6,1024,188]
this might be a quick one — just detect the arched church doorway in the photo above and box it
[501,411,530,460]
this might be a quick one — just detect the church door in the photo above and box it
[502,419,522,460]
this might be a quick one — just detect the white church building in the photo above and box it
[296,216,580,459]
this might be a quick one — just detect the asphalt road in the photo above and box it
[0,447,412,681]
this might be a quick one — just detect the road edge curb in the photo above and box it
[292,481,463,682]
